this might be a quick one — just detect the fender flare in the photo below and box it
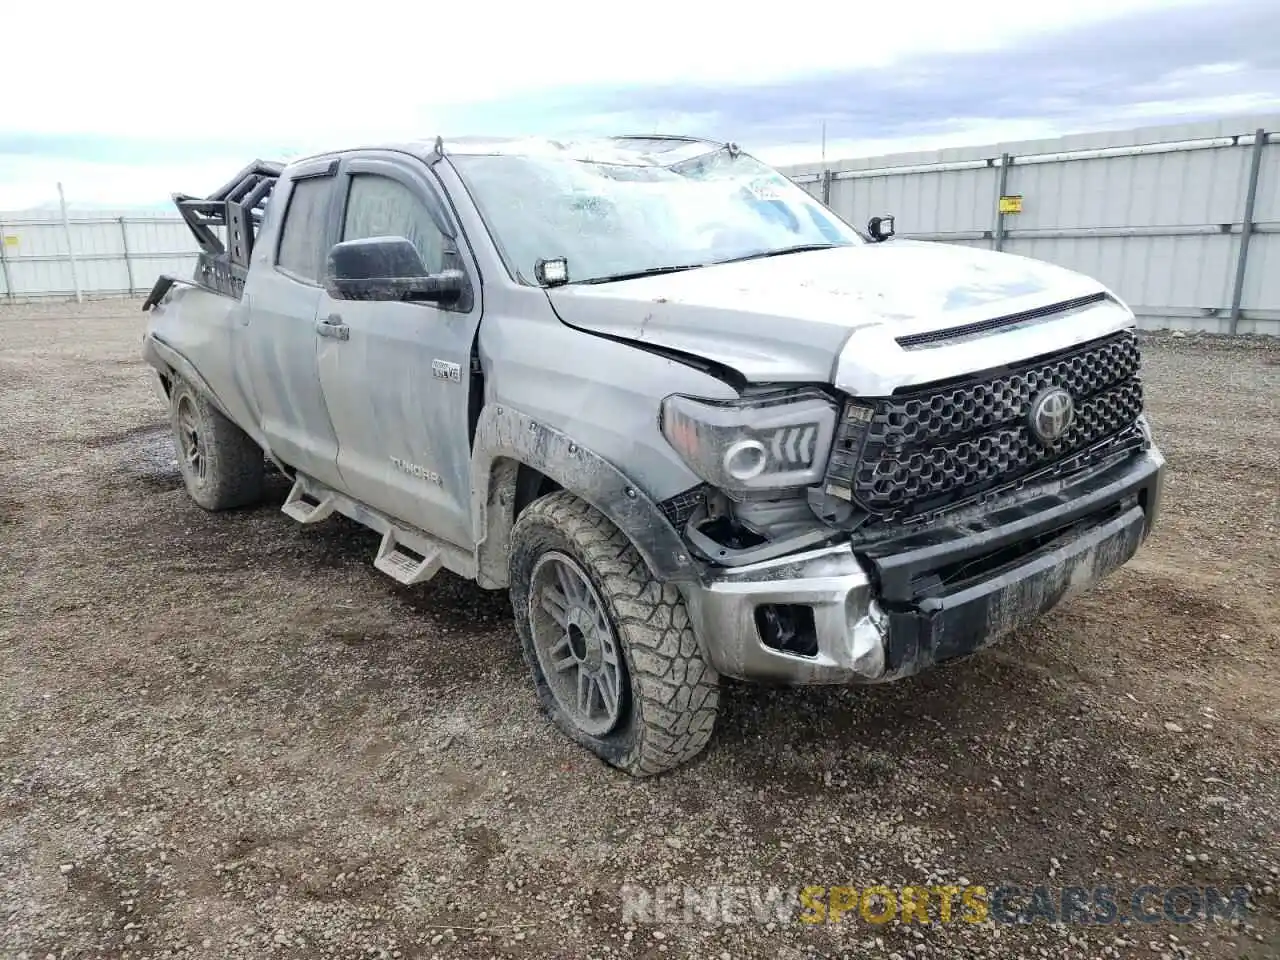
[142,332,290,476]
[469,404,702,588]
[144,333,236,421]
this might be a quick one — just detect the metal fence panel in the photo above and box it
[0,212,205,300]
[832,165,999,237]
[780,115,1280,335]
[1007,145,1250,229]
[1003,233,1238,316]
[1242,233,1280,328]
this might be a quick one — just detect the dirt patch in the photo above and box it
[1,301,1277,959]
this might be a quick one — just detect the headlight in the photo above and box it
[660,389,838,495]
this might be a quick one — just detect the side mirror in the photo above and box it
[324,236,465,304]
[867,215,896,243]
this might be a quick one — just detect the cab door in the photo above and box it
[241,160,345,489]
[314,154,482,550]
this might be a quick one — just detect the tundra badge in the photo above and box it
[390,457,443,485]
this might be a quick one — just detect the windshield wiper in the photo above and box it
[568,243,843,285]
[573,264,704,285]
[714,242,841,265]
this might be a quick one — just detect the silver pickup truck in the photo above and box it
[142,135,1165,776]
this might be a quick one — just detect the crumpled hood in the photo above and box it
[545,241,1112,385]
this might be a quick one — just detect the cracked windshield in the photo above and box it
[454,145,862,284]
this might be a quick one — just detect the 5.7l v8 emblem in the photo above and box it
[432,359,461,383]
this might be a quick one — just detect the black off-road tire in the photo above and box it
[510,492,720,776]
[169,378,265,511]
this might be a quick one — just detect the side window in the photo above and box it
[342,174,446,273]
[276,176,333,282]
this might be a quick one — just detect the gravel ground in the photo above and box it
[1,300,1277,960]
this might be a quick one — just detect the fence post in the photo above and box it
[0,217,13,302]
[993,153,1011,251]
[1228,128,1266,335]
[821,169,833,206]
[119,217,136,296]
[56,182,83,303]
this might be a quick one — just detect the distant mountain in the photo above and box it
[4,200,175,217]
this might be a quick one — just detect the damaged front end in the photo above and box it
[666,324,1166,685]
[680,440,1164,685]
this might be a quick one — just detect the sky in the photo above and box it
[2,0,1278,210]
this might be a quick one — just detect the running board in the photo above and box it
[281,480,336,524]
[277,473,474,585]
[373,529,443,585]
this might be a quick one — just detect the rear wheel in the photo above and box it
[510,492,720,776]
[169,378,264,510]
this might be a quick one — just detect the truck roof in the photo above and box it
[288,134,731,171]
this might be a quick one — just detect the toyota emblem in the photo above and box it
[1028,387,1075,444]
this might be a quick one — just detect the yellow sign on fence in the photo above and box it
[999,195,1023,214]
[2,235,18,247]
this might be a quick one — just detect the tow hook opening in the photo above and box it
[696,514,767,553]
[756,604,818,657]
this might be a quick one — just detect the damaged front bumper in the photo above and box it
[683,445,1165,684]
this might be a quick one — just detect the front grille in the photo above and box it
[824,331,1145,520]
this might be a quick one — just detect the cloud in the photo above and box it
[0,133,287,166]
[433,0,1280,151]
[1,0,1276,207]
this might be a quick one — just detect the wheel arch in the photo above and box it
[144,333,292,477]
[470,405,702,589]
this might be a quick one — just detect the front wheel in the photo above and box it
[509,492,720,776]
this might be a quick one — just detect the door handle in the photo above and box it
[316,314,349,341]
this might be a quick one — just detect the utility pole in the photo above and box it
[57,182,83,304]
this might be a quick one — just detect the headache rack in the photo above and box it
[143,159,283,309]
